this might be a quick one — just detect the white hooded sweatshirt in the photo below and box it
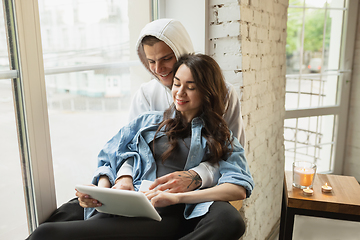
[119,19,245,188]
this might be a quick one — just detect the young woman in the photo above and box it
[27,54,254,240]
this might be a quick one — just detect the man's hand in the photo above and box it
[149,170,202,193]
[112,175,134,191]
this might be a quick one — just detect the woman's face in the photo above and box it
[143,41,177,88]
[172,64,202,122]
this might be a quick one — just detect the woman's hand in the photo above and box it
[75,185,103,208]
[76,175,111,208]
[146,183,246,208]
[145,189,180,208]
[112,175,134,191]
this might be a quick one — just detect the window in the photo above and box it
[1,0,152,237]
[284,0,356,173]
[38,0,151,208]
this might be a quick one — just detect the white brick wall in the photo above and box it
[344,4,360,181]
[208,0,287,239]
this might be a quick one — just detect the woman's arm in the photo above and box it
[93,113,163,186]
[145,183,246,208]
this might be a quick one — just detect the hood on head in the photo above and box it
[136,19,194,82]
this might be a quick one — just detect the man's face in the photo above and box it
[143,41,177,88]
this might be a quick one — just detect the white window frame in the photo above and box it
[284,0,359,174]
[3,0,56,231]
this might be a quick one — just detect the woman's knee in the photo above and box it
[217,206,245,238]
[227,209,246,238]
[27,223,68,240]
[202,202,246,239]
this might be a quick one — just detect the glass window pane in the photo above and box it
[0,7,9,71]
[303,8,325,73]
[286,7,304,74]
[327,0,345,8]
[39,0,130,68]
[38,0,150,206]
[284,115,335,173]
[289,0,304,6]
[0,80,28,239]
[286,2,346,110]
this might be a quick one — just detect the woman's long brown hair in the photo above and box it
[156,54,233,164]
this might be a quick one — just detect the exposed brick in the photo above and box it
[241,7,253,22]
[211,37,241,53]
[214,53,242,70]
[207,1,287,239]
[217,4,241,22]
[209,21,241,39]
[253,10,262,25]
[209,0,237,5]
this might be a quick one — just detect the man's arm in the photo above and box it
[224,83,246,147]
[116,161,220,193]
[149,162,220,192]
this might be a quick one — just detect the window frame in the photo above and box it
[3,0,56,231]
[284,0,359,174]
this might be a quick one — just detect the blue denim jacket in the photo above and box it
[84,111,254,220]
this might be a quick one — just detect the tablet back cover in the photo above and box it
[76,185,162,221]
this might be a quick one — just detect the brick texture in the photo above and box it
[208,0,287,239]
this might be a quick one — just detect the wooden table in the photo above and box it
[279,171,360,240]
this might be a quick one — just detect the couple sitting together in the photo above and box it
[27,19,254,240]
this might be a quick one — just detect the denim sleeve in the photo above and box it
[92,112,163,186]
[218,138,254,198]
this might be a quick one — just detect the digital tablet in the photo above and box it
[75,185,162,221]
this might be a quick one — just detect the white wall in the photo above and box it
[159,0,207,54]
[344,3,360,181]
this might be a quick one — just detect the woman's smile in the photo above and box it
[175,99,189,105]
[172,64,202,122]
